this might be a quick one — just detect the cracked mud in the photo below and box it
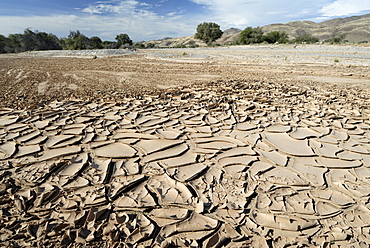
[1,46,370,247]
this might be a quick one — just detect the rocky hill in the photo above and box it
[141,35,207,48]
[142,13,370,47]
[262,13,370,42]
[214,28,242,45]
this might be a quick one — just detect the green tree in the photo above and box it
[60,30,90,50]
[20,29,37,51]
[90,36,103,49]
[134,43,145,49]
[194,22,223,45]
[263,31,289,44]
[293,34,319,44]
[115,33,133,48]
[237,27,264,45]
[7,34,22,53]
[20,29,61,51]
[102,41,119,49]
[0,29,61,53]
[0,34,9,53]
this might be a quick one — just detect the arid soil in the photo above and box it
[1,45,370,247]
[1,45,370,109]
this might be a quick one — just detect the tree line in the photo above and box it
[0,23,348,53]
[195,22,346,46]
[0,29,135,53]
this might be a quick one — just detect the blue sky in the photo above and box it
[1,0,370,41]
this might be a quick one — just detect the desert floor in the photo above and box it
[1,45,370,247]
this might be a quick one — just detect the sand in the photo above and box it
[1,45,370,247]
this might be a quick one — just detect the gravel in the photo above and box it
[17,48,137,57]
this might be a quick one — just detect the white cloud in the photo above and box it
[188,0,370,29]
[1,0,370,41]
[0,15,79,36]
[188,0,331,29]
[0,4,195,41]
[0,1,188,40]
[82,0,143,14]
[320,0,370,17]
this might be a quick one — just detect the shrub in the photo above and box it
[325,34,346,44]
[0,29,61,53]
[115,33,133,48]
[134,43,145,49]
[293,34,319,44]
[60,30,90,50]
[89,36,103,49]
[237,27,264,45]
[102,41,119,49]
[0,34,7,53]
[263,31,289,44]
[146,43,155,48]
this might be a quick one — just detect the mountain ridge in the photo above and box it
[143,13,370,47]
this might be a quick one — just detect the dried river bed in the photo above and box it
[1,45,370,247]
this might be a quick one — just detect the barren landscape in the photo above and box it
[1,45,370,247]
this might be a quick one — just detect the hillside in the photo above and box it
[262,13,370,42]
[142,13,370,47]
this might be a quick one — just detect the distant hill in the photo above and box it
[262,13,370,42]
[142,35,206,48]
[141,28,241,48]
[142,13,370,47]
[214,28,242,45]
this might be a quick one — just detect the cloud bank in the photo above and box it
[0,1,197,41]
[320,0,370,17]
[189,0,367,27]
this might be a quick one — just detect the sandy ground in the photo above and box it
[1,45,370,247]
[1,45,370,109]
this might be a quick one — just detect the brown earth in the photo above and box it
[2,45,370,247]
[1,45,370,109]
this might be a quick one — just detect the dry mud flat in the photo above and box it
[1,45,370,247]
[1,45,370,109]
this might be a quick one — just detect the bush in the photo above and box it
[195,22,223,45]
[325,34,346,44]
[89,36,103,49]
[263,31,289,44]
[134,43,145,49]
[0,29,136,53]
[102,41,119,49]
[146,43,155,48]
[0,29,61,53]
[293,34,319,44]
[115,33,133,48]
[237,27,264,45]
[0,35,7,53]
[60,30,90,50]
